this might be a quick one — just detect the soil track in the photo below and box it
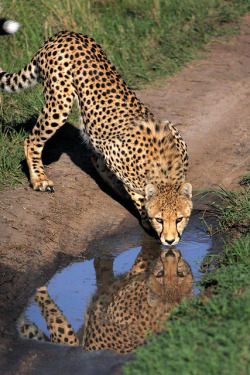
[0,15,249,375]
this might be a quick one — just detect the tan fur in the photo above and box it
[0,31,192,243]
[20,248,193,353]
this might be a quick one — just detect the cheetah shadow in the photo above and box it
[7,118,144,224]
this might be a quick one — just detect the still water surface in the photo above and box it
[21,222,212,341]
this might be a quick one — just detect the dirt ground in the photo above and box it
[0,15,249,375]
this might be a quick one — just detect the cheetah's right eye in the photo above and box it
[155,217,163,224]
[156,270,164,278]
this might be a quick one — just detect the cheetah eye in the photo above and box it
[176,217,183,224]
[177,270,184,277]
[156,270,164,278]
[155,217,163,224]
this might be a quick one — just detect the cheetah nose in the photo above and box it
[165,239,175,245]
[165,249,175,257]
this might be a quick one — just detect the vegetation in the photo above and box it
[0,0,249,187]
[204,184,250,234]
[2,0,249,88]
[0,2,249,371]
[0,128,27,187]
[124,178,250,375]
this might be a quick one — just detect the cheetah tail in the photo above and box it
[0,58,39,93]
[0,19,20,35]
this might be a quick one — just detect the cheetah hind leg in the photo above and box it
[91,154,129,200]
[24,84,74,192]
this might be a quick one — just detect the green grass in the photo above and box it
[240,173,250,186]
[124,178,250,375]
[0,0,249,187]
[124,290,249,375]
[205,184,250,234]
[0,127,27,188]
[222,234,250,265]
[124,268,250,375]
[2,0,249,88]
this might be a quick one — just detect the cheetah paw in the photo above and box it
[32,180,55,193]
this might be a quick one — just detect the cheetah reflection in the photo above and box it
[20,248,193,353]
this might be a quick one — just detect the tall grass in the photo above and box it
[222,234,249,265]
[0,128,27,188]
[2,0,249,89]
[204,184,250,233]
[0,0,249,187]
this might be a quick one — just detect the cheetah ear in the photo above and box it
[147,289,159,307]
[179,182,192,199]
[145,184,159,200]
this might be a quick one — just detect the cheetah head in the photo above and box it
[147,248,194,306]
[145,182,193,246]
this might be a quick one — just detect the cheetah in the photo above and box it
[20,247,193,353]
[0,31,192,245]
[0,18,20,35]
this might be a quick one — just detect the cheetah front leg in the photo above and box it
[94,257,115,293]
[124,186,152,231]
[91,154,128,200]
[91,155,152,231]
[35,286,79,346]
[19,317,50,342]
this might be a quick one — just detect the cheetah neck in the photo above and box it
[147,158,186,191]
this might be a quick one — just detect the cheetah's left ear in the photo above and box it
[145,184,159,200]
[179,182,192,199]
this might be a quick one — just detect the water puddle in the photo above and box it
[19,218,213,353]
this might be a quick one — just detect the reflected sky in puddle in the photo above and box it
[20,223,212,351]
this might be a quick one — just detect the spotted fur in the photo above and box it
[0,31,192,244]
[20,248,193,353]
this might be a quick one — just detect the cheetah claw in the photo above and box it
[45,186,55,193]
[33,181,55,193]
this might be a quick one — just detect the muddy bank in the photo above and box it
[0,15,249,375]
